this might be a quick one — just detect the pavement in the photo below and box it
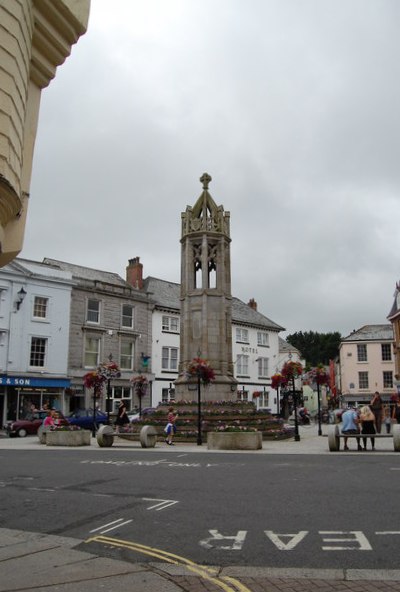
[1,425,400,592]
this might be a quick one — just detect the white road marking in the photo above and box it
[143,497,179,511]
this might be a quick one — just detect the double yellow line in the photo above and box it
[86,534,252,592]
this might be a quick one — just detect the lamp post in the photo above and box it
[276,384,280,416]
[292,375,300,442]
[281,360,303,442]
[106,375,112,424]
[309,365,329,437]
[316,381,322,436]
[186,356,215,447]
[92,384,99,438]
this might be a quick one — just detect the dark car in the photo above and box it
[128,407,157,422]
[4,410,67,438]
[66,408,108,430]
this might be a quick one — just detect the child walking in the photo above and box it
[165,406,178,445]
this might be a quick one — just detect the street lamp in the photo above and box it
[309,364,329,437]
[316,381,322,436]
[291,375,300,442]
[281,359,303,442]
[186,356,215,447]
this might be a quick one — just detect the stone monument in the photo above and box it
[174,174,237,400]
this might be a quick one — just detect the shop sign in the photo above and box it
[0,375,70,388]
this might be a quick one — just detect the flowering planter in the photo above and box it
[45,430,91,447]
[207,431,262,450]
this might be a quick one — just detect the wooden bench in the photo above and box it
[328,424,400,452]
[96,424,157,448]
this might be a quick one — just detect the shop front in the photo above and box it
[0,375,71,424]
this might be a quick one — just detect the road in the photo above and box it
[0,448,398,571]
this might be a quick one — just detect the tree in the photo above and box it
[286,331,342,366]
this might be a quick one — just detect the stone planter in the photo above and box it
[46,430,91,447]
[207,431,262,450]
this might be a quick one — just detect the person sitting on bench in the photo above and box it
[341,405,362,451]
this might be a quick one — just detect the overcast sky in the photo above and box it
[21,0,400,337]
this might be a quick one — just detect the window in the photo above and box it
[87,299,100,324]
[237,389,248,402]
[357,344,367,362]
[84,336,100,367]
[257,332,269,347]
[358,371,369,389]
[120,341,134,370]
[383,371,393,389]
[236,328,249,343]
[121,304,134,328]
[33,296,48,319]
[113,386,132,404]
[162,387,175,403]
[258,357,269,377]
[259,392,269,408]
[162,347,178,371]
[236,354,249,375]
[381,343,392,362]
[30,337,47,367]
[162,315,179,333]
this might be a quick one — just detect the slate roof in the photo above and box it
[8,258,73,282]
[342,324,393,342]
[278,336,301,355]
[43,258,128,287]
[143,277,180,310]
[143,276,284,332]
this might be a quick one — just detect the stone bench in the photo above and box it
[327,424,400,452]
[96,424,157,448]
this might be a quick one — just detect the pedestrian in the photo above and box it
[384,405,392,434]
[359,405,377,451]
[43,409,56,427]
[370,392,383,433]
[115,400,130,432]
[164,406,178,445]
[392,396,400,424]
[341,405,361,451]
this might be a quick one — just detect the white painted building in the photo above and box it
[0,259,74,423]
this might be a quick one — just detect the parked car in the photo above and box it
[4,410,67,438]
[66,408,108,430]
[128,407,156,422]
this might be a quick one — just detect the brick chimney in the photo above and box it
[248,298,257,311]
[126,257,143,289]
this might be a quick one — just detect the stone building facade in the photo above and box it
[43,258,154,413]
[0,0,90,266]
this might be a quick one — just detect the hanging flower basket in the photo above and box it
[83,361,121,393]
[131,374,149,397]
[271,373,287,390]
[308,364,329,385]
[83,370,106,392]
[99,361,121,379]
[186,357,215,385]
[281,361,303,381]
[252,391,262,398]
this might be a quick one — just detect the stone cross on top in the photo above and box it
[200,172,212,190]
